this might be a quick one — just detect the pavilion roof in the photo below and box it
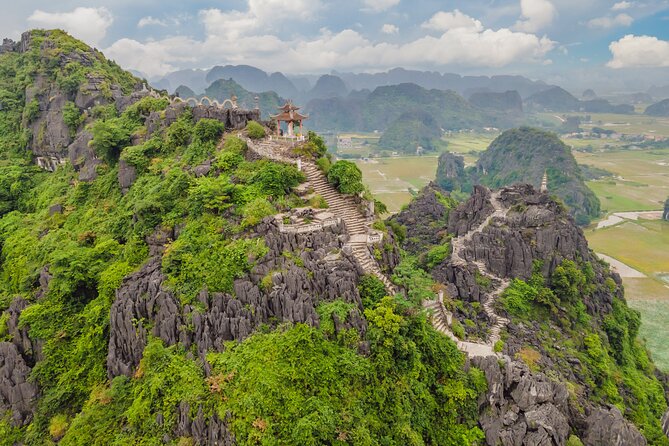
[277,101,301,112]
[271,110,309,121]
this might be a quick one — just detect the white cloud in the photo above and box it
[200,0,318,40]
[588,13,633,28]
[607,34,669,68]
[362,0,400,13]
[27,7,113,46]
[513,0,556,32]
[421,10,483,32]
[138,16,168,28]
[381,24,399,34]
[104,13,555,78]
[612,1,633,10]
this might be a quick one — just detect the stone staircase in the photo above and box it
[302,162,398,294]
[425,190,511,358]
[246,137,397,295]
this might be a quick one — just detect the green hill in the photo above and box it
[645,99,669,117]
[378,110,442,153]
[436,127,601,225]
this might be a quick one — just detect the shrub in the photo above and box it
[316,156,331,174]
[359,275,387,308]
[494,340,505,353]
[567,435,585,446]
[240,197,275,227]
[425,243,450,269]
[165,111,193,150]
[246,121,265,139]
[327,160,364,195]
[90,118,133,164]
[193,118,225,144]
[49,414,69,440]
[23,98,40,124]
[516,347,541,371]
[63,101,84,136]
[250,161,305,197]
[308,194,328,209]
[451,319,465,339]
[188,176,234,215]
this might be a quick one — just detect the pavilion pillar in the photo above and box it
[276,119,280,136]
[299,120,303,135]
[288,121,294,137]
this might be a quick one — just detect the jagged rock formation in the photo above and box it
[0,342,39,426]
[584,407,647,445]
[388,182,452,253]
[435,152,466,192]
[108,219,366,378]
[664,198,669,221]
[473,356,571,446]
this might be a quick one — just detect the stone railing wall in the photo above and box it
[277,217,340,234]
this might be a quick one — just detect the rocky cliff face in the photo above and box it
[664,198,669,221]
[108,219,368,378]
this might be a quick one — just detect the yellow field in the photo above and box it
[355,156,439,213]
[574,148,669,212]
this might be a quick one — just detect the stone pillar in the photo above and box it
[299,120,303,136]
[288,121,294,137]
[297,158,302,172]
[438,290,444,303]
[367,200,375,216]
[276,120,281,137]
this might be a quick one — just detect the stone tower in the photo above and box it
[540,170,548,193]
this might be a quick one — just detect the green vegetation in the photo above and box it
[498,260,668,444]
[327,160,364,195]
[378,111,442,153]
[441,127,601,225]
[245,120,265,139]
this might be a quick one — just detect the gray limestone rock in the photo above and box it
[0,343,39,426]
[583,407,646,446]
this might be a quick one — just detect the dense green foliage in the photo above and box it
[378,111,442,153]
[245,120,265,139]
[327,160,364,195]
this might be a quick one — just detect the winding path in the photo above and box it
[425,190,512,357]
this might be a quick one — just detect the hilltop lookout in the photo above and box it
[271,101,308,137]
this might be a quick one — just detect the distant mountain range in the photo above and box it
[525,87,634,114]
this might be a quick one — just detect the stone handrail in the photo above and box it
[277,217,342,234]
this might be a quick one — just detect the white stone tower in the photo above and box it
[540,170,548,193]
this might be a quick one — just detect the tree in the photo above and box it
[327,160,364,195]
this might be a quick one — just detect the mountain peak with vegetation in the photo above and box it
[436,127,601,225]
[645,99,669,117]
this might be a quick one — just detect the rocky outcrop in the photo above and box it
[174,402,235,445]
[583,407,646,446]
[0,343,39,426]
[435,153,465,192]
[389,182,452,253]
[448,184,591,280]
[664,198,668,221]
[473,356,570,446]
[108,219,365,378]
[469,90,523,113]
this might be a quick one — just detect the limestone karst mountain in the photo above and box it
[0,29,668,446]
[436,127,601,225]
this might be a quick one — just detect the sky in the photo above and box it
[4,0,669,92]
